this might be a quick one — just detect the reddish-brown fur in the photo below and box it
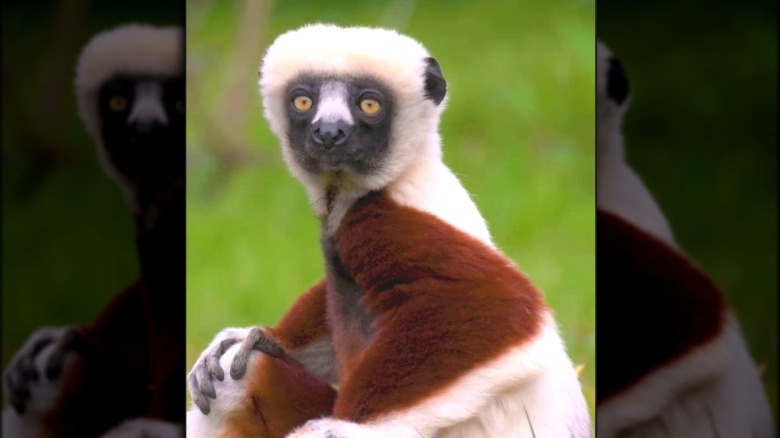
[222,356,336,438]
[329,190,546,421]
[597,209,726,404]
[228,190,547,432]
[41,280,160,437]
[270,278,330,349]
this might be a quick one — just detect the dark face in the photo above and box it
[98,74,185,184]
[284,75,395,176]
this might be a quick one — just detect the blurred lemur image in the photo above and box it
[187,24,590,438]
[596,41,774,437]
[2,24,184,437]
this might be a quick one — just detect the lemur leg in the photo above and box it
[187,280,336,437]
[99,417,182,438]
[2,326,83,437]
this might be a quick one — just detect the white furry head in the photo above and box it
[74,24,182,211]
[259,24,448,209]
[75,24,182,140]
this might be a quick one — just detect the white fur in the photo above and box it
[74,24,182,212]
[312,82,354,124]
[289,337,338,384]
[186,327,256,437]
[386,151,494,247]
[238,23,589,436]
[596,41,677,248]
[2,327,79,438]
[598,314,773,437]
[596,40,774,437]
[127,81,169,125]
[260,24,445,220]
[186,327,339,436]
[99,417,182,438]
[287,314,589,438]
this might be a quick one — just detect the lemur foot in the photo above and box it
[187,327,284,415]
[3,326,83,416]
[100,417,183,438]
[288,418,416,438]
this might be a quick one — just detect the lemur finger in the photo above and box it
[205,337,239,382]
[21,336,56,381]
[195,363,216,399]
[188,373,211,415]
[8,389,27,415]
[4,370,31,409]
[44,328,82,380]
[230,328,284,380]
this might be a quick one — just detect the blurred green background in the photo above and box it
[186,0,595,419]
[599,0,777,415]
[2,0,181,370]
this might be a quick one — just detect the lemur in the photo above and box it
[187,24,590,438]
[596,40,774,437]
[2,24,185,438]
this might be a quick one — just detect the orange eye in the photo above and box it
[109,96,127,112]
[292,95,313,112]
[359,98,381,115]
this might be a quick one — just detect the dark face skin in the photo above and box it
[284,75,396,176]
[98,74,185,185]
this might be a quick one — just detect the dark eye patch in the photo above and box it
[282,74,396,176]
[162,76,185,117]
[287,84,318,121]
[99,76,135,114]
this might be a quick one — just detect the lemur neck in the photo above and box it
[317,156,495,248]
[597,143,677,248]
[132,178,185,236]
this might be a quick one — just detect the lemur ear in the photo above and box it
[423,57,447,106]
[607,57,630,105]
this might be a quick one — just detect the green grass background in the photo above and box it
[599,0,777,415]
[186,0,595,420]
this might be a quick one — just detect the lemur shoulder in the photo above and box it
[596,40,774,438]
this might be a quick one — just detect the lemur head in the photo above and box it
[597,40,631,167]
[75,24,184,218]
[259,24,447,213]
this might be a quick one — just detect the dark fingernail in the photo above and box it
[10,396,26,415]
[195,396,211,415]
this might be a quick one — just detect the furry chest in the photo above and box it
[321,236,375,380]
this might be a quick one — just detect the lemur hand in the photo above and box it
[3,326,84,415]
[187,327,284,415]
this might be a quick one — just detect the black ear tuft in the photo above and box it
[607,57,630,105]
[423,57,447,106]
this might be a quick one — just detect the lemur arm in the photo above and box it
[271,278,329,349]
[288,192,550,437]
[188,279,334,415]
[267,278,335,382]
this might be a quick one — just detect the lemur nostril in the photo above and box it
[311,122,351,147]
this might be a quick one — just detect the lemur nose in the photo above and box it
[130,120,165,135]
[311,121,352,148]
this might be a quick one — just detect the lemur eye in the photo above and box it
[292,95,313,112]
[175,99,185,114]
[359,98,381,115]
[109,96,128,112]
